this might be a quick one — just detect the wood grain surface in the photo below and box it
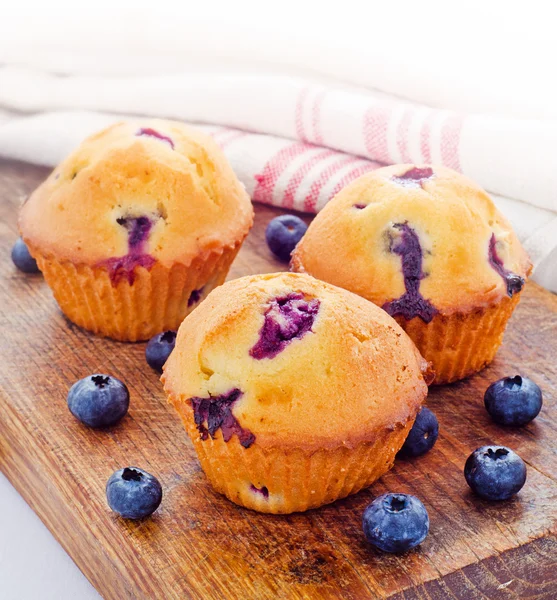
[1,158,556,599]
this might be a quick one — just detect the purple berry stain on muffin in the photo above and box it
[488,234,524,297]
[353,203,367,209]
[121,216,152,249]
[391,166,434,189]
[103,216,157,285]
[189,388,255,448]
[188,287,204,307]
[249,293,320,359]
[250,484,269,498]
[382,222,437,323]
[136,127,175,149]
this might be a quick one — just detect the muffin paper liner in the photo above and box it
[31,241,242,342]
[394,294,522,385]
[169,396,414,514]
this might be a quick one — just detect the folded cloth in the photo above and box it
[0,45,555,292]
[1,67,556,214]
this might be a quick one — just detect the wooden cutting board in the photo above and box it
[1,158,556,599]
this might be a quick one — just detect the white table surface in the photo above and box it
[0,472,100,599]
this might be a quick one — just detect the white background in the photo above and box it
[1,1,555,598]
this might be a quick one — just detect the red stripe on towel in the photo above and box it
[329,161,381,200]
[304,155,361,212]
[282,149,336,209]
[420,112,435,164]
[295,87,310,142]
[363,104,392,164]
[311,90,327,145]
[253,142,316,205]
[396,108,413,163]
[440,113,465,171]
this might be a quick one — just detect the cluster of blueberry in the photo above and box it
[11,234,544,552]
[362,376,542,553]
[63,331,177,519]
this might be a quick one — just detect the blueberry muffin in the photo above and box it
[292,165,532,384]
[19,120,253,341]
[162,272,432,513]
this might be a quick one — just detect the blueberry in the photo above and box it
[484,376,542,426]
[67,374,129,428]
[464,446,527,501]
[398,407,439,457]
[145,330,177,373]
[265,215,307,262]
[11,237,39,273]
[106,467,162,519]
[362,493,429,553]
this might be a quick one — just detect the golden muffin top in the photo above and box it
[292,165,532,317]
[162,272,431,451]
[19,120,253,271]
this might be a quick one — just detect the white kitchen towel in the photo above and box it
[1,67,556,214]
[0,5,555,291]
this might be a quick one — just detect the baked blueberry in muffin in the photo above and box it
[382,222,437,323]
[189,388,256,449]
[249,292,320,359]
[101,215,157,285]
[391,166,434,189]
